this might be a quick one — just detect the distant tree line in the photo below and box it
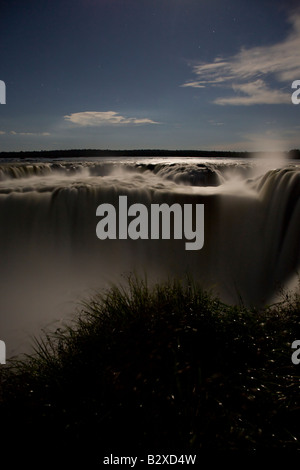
[288,149,300,159]
[0,148,250,159]
[0,148,299,159]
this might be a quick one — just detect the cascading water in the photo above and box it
[0,157,299,358]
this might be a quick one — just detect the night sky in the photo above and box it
[1,0,300,152]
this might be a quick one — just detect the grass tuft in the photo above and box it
[0,275,299,462]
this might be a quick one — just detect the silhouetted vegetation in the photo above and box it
[0,148,252,159]
[288,149,300,159]
[0,148,299,160]
[0,276,299,464]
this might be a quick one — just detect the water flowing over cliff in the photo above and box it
[0,157,299,357]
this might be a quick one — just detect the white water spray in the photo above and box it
[0,157,299,358]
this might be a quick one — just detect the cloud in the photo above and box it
[208,119,224,126]
[64,111,159,126]
[10,131,50,136]
[181,81,206,89]
[214,80,289,106]
[182,10,300,105]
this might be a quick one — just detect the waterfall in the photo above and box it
[0,158,299,357]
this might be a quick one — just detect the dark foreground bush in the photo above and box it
[0,277,299,464]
